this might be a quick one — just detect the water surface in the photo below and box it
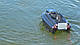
[0,0,80,45]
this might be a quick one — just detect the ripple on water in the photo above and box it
[0,0,80,45]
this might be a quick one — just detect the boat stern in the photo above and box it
[52,23,71,30]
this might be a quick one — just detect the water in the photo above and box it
[0,0,80,45]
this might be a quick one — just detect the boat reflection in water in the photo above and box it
[53,31,72,45]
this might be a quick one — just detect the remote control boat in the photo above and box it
[41,9,71,32]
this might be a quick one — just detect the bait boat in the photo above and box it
[41,9,71,32]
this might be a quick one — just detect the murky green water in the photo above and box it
[0,0,80,45]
